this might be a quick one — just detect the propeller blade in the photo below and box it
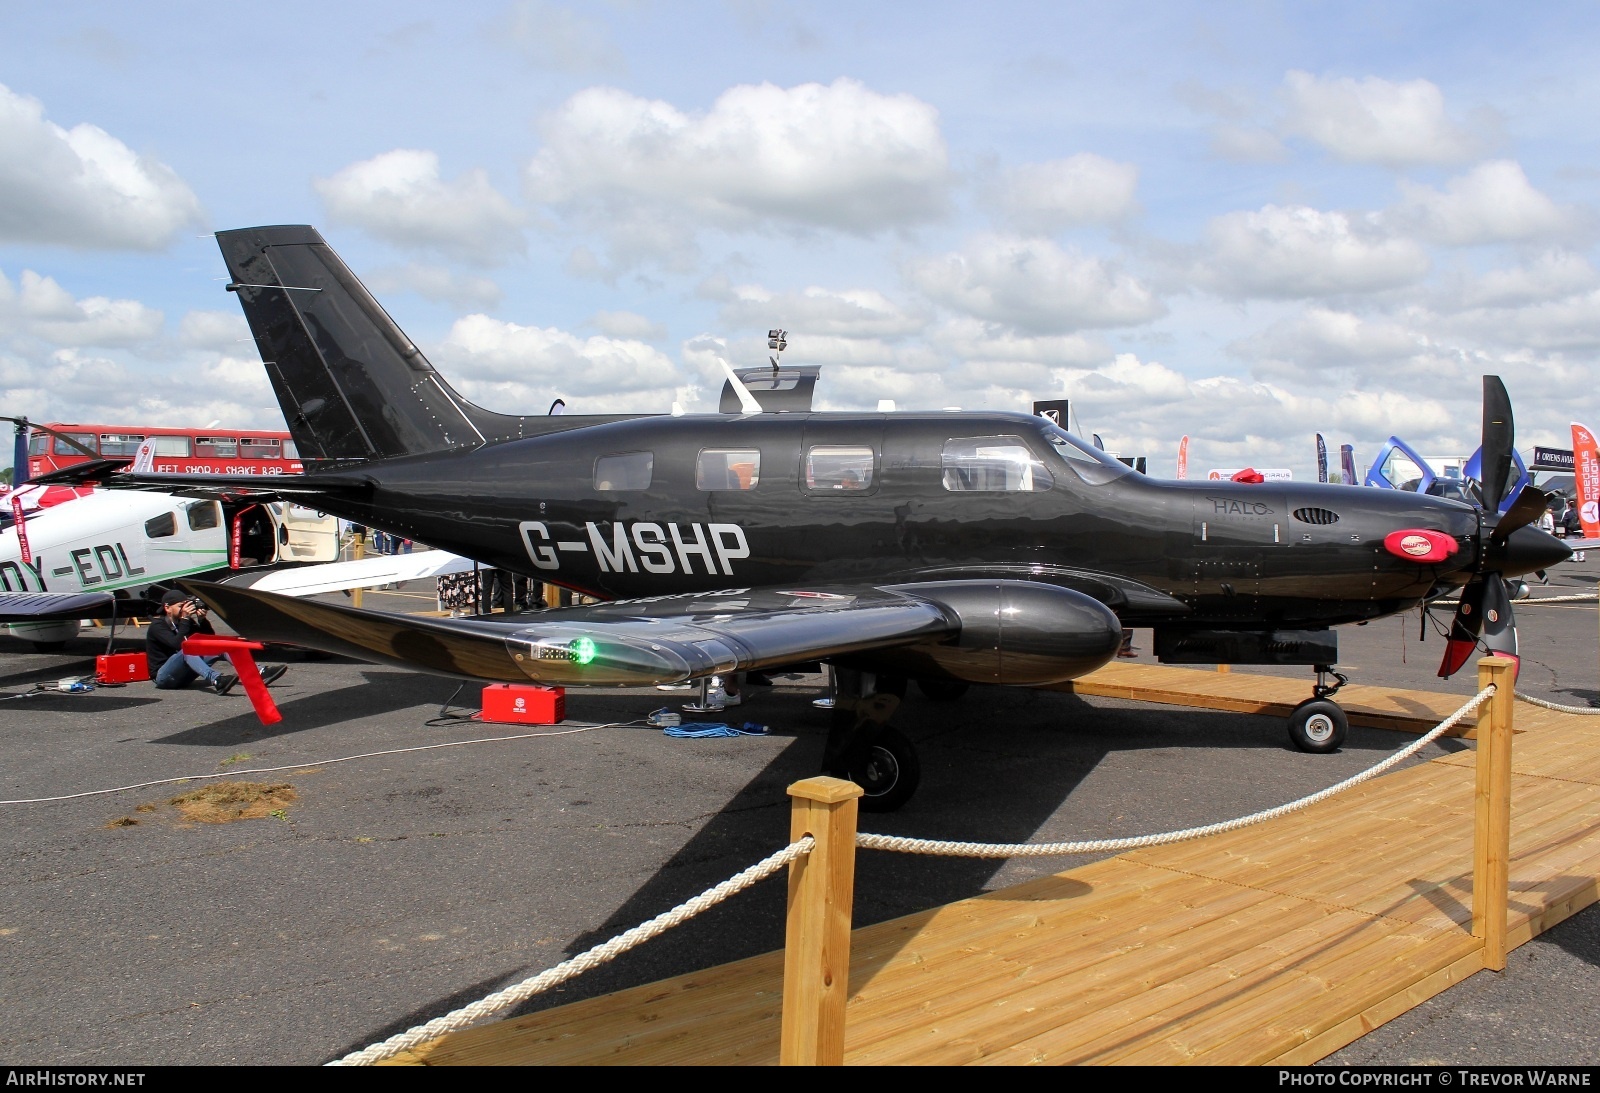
[1438,577,1487,678]
[1480,576,1520,667]
[1492,483,1550,544]
[1480,375,1514,512]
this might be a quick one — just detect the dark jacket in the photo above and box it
[146,613,215,676]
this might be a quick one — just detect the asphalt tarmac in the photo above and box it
[1,563,1597,1066]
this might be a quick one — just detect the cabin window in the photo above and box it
[806,446,875,491]
[282,439,299,459]
[195,436,237,458]
[27,434,49,456]
[55,433,96,456]
[99,434,146,457]
[152,436,191,457]
[186,501,221,531]
[144,512,176,538]
[240,437,281,459]
[594,451,653,491]
[697,449,761,491]
[941,436,1054,492]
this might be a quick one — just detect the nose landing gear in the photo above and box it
[1287,664,1350,753]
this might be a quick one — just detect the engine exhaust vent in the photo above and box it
[1292,507,1341,525]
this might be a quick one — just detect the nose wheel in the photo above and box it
[1287,665,1349,753]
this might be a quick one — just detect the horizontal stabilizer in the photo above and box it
[223,549,477,597]
[0,591,159,623]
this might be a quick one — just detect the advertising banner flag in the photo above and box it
[1340,444,1357,486]
[11,493,30,566]
[1177,436,1189,480]
[1573,423,1600,538]
[1316,434,1328,483]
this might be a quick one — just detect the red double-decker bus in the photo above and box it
[27,424,303,478]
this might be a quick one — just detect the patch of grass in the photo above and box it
[133,804,157,813]
[167,781,298,824]
[106,816,139,828]
[268,809,289,821]
[218,753,252,769]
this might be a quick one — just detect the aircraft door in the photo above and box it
[276,503,340,563]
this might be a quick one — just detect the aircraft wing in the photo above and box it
[183,580,957,687]
[0,591,160,624]
[222,550,479,597]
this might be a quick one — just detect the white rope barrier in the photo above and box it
[857,686,1496,859]
[330,835,814,1067]
[1430,592,1598,608]
[1517,692,1600,715]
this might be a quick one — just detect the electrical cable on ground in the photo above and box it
[0,720,642,806]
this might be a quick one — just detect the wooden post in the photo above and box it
[1472,655,1516,971]
[351,533,365,609]
[780,776,862,1066]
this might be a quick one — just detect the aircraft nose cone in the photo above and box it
[1495,525,1571,577]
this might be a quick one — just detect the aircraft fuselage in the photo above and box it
[310,410,1486,631]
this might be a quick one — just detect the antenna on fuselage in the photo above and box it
[716,354,765,415]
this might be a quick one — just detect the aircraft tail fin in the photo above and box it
[215,226,617,468]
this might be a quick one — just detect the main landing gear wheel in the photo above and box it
[1287,698,1348,754]
[916,678,970,702]
[848,725,922,813]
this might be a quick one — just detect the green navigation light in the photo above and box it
[570,636,598,666]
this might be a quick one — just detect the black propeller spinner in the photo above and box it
[1438,377,1554,678]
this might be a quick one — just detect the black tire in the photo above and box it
[916,678,970,702]
[848,725,922,813]
[1287,698,1347,753]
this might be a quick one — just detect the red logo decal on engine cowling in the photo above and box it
[1382,529,1459,564]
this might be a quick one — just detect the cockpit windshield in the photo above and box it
[1041,423,1132,485]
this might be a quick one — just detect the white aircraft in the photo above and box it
[0,434,485,648]
[0,488,340,648]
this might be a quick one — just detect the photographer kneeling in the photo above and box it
[147,590,287,694]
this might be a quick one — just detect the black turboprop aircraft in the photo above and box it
[71,226,1570,810]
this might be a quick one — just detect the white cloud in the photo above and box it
[0,82,203,250]
[905,234,1164,333]
[1230,307,1432,372]
[1389,160,1572,246]
[499,1,623,72]
[997,154,1139,232]
[589,310,666,341]
[315,149,527,264]
[0,269,163,346]
[718,283,929,339]
[1199,204,1430,298]
[1280,70,1481,166]
[434,314,683,411]
[177,309,249,352]
[1456,251,1598,309]
[366,263,504,311]
[929,318,1104,366]
[524,79,950,246]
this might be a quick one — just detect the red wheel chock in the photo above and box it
[181,635,283,725]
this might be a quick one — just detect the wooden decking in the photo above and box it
[389,668,1600,1066]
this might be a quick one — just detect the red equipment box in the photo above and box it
[96,653,150,684]
[480,684,565,725]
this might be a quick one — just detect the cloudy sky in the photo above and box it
[1,2,1597,478]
